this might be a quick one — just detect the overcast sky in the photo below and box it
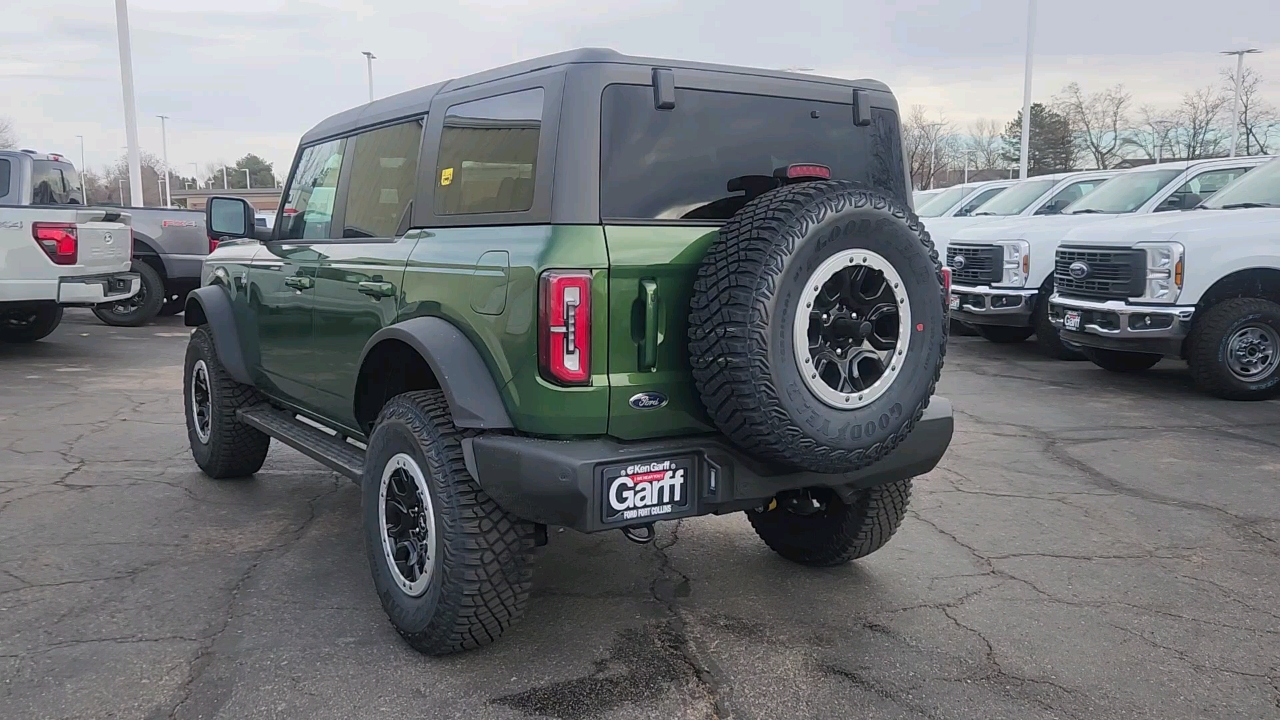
[3,0,1277,178]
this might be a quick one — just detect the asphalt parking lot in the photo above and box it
[1,310,1278,720]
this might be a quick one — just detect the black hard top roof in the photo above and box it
[299,48,891,145]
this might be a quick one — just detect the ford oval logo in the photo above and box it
[1068,261,1090,280]
[629,392,668,410]
[949,254,966,269]
[103,232,113,244]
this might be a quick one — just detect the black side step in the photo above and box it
[237,405,364,481]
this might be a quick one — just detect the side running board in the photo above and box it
[237,405,364,481]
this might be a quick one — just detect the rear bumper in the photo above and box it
[1048,294,1195,357]
[950,284,1039,327]
[464,397,954,533]
[58,272,140,306]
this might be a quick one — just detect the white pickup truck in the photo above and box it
[945,156,1268,358]
[1049,157,1280,400]
[0,150,139,342]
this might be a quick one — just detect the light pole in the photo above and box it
[362,51,376,103]
[1018,0,1037,179]
[1221,49,1261,157]
[188,162,199,189]
[75,135,86,173]
[156,115,172,207]
[1151,119,1174,164]
[113,0,143,207]
[240,168,251,189]
[925,122,944,189]
[222,166,229,190]
[118,179,126,203]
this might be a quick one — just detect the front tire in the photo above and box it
[1187,298,1280,401]
[973,324,1034,343]
[93,261,164,327]
[1082,347,1162,373]
[748,480,912,567]
[363,390,537,655]
[0,304,63,343]
[184,326,270,478]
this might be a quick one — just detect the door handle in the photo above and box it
[283,275,313,290]
[358,281,395,299]
[639,279,660,371]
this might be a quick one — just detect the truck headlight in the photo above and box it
[993,240,1030,287]
[1135,241,1184,302]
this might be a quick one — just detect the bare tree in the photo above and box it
[1125,105,1179,161]
[0,117,16,150]
[965,118,1005,170]
[903,105,957,190]
[1171,86,1230,160]
[1054,82,1133,169]
[1221,65,1280,156]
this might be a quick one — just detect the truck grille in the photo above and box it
[1054,247,1145,300]
[946,245,1000,285]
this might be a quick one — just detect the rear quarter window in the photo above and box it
[0,159,10,199]
[434,88,543,215]
[599,85,874,222]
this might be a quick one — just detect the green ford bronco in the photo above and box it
[185,49,954,655]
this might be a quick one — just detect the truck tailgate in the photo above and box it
[72,208,133,274]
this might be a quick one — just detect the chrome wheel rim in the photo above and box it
[793,249,911,410]
[378,453,436,597]
[108,278,146,315]
[190,360,212,444]
[1226,324,1279,383]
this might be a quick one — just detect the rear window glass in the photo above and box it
[31,161,84,205]
[435,89,542,215]
[0,159,10,199]
[600,85,870,221]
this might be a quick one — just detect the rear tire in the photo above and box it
[1187,298,1280,400]
[1081,347,1162,373]
[93,261,164,327]
[748,480,912,567]
[973,325,1034,343]
[0,304,63,343]
[184,326,270,478]
[363,390,537,655]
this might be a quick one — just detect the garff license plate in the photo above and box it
[1063,310,1082,331]
[602,457,692,524]
[949,294,960,311]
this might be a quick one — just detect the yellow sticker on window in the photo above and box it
[440,167,453,186]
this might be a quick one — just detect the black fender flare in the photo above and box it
[357,317,513,429]
[183,285,253,386]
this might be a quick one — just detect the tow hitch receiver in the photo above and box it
[621,523,656,544]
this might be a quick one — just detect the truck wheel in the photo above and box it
[747,480,912,567]
[949,318,980,337]
[184,326,271,478]
[1187,298,1280,401]
[363,390,536,655]
[689,181,946,474]
[973,325,1034,343]
[1081,347,1162,373]
[0,305,63,343]
[1032,289,1085,360]
[93,261,164,327]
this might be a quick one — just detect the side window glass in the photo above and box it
[958,187,1003,216]
[0,159,10,199]
[435,88,543,215]
[341,119,424,238]
[1171,167,1250,200]
[1037,180,1098,215]
[280,139,346,240]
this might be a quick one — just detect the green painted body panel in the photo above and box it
[400,225,611,437]
[602,225,717,440]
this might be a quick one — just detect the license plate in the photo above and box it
[949,294,960,311]
[601,457,693,524]
[1063,310,1082,331]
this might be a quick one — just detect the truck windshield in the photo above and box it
[970,178,1055,216]
[600,85,881,221]
[1201,158,1280,209]
[916,185,972,217]
[31,160,85,205]
[1063,169,1181,214]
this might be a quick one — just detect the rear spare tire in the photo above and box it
[689,181,946,474]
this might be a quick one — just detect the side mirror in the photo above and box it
[1180,192,1203,210]
[207,196,255,239]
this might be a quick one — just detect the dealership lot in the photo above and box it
[1,311,1277,720]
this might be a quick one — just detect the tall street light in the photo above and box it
[157,115,172,207]
[362,51,376,103]
[188,162,200,189]
[113,0,143,207]
[75,135,86,174]
[1018,0,1038,180]
[1221,48,1261,157]
[240,168,251,189]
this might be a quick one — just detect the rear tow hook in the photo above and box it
[621,523,656,545]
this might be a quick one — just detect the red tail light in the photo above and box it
[539,270,592,385]
[941,266,952,295]
[209,235,219,254]
[32,222,77,265]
